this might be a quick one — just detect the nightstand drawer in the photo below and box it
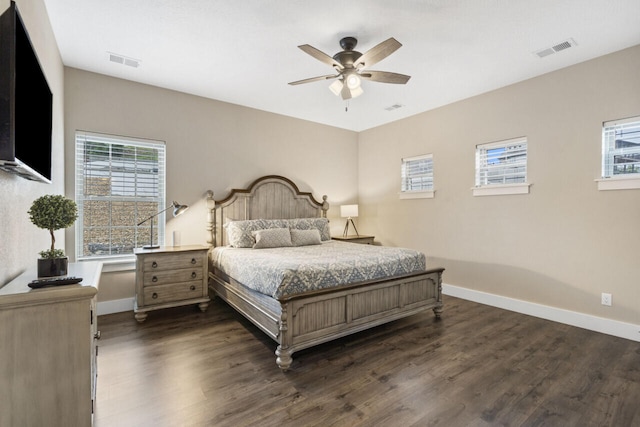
[143,281,204,305]
[143,268,203,287]
[141,252,204,271]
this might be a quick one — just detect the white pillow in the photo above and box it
[290,229,322,247]
[252,228,293,249]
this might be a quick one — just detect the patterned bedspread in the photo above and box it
[210,240,426,299]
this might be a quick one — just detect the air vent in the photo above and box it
[384,103,404,111]
[534,38,577,58]
[109,54,124,64]
[108,52,140,68]
[552,41,573,52]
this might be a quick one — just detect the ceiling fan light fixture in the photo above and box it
[329,79,343,96]
[346,74,361,90]
[291,36,409,103]
[350,85,364,98]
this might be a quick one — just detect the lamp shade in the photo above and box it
[172,201,189,217]
[329,79,343,96]
[346,74,361,90]
[340,204,359,218]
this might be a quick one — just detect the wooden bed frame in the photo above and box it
[206,175,444,370]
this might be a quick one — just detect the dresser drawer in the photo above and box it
[143,268,203,287]
[143,281,204,305]
[141,252,204,271]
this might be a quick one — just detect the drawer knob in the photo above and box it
[152,261,158,268]
[191,272,197,279]
[152,276,158,282]
[94,331,101,340]
[191,258,196,264]
[152,292,158,299]
[190,285,196,291]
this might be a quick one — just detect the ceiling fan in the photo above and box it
[288,36,411,100]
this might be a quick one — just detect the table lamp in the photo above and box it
[138,201,188,249]
[340,204,359,237]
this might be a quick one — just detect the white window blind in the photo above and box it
[401,154,433,192]
[475,138,527,186]
[75,131,166,259]
[602,116,640,178]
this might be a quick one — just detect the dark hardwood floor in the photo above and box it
[94,296,640,427]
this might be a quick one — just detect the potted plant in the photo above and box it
[28,194,78,277]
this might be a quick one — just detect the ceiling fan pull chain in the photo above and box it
[345,100,350,112]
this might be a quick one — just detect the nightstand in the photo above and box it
[332,235,375,245]
[134,245,210,322]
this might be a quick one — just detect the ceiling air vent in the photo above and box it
[108,52,140,68]
[534,38,577,58]
[384,103,404,111]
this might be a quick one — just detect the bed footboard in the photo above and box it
[275,268,443,370]
[210,268,444,371]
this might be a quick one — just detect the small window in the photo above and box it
[473,137,530,196]
[597,116,640,191]
[400,154,434,199]
[75,131,166,259]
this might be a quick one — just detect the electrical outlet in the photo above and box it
[601,293,612,306]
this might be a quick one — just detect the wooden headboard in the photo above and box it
[205,175,329,247]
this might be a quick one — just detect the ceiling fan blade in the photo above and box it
[355,37,402,69]
[298,44,344,70]
[288,74,339,85]
[360,70,411,84]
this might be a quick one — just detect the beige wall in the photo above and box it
[0,0,65,284]
[3,0,637,331]
[358,45,640,325]
[63,68,359,302]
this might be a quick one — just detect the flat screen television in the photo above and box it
[0,1,53,183]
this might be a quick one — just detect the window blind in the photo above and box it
[75,131,166,258]
[401,154,433,192]
[476,138,527,186]
[602,116,640,178]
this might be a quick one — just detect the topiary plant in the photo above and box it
[28,194,78,259]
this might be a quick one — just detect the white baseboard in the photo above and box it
[443,283,640,342]
[96,287,640,342]
[97,297,134,316]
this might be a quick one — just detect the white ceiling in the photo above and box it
[42,0,640,132]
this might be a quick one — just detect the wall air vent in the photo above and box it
[108,52,140,68]
[534,38,577,58]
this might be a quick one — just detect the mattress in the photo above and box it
[210,240,426,299]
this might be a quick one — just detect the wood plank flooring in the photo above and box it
[94,296,640,427]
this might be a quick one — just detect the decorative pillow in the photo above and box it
[226,218,289,247]
[290,229,322,247]
[288,218,331,241]
[252,228,293,249]
[226,220,257,248]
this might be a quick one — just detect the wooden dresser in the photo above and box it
[0,261,102,427]
[134,245,210,323]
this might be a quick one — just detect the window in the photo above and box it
[598,116,640,191]
[400,154,434,199]
[75,131,166,259]
[473,137,530,196]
